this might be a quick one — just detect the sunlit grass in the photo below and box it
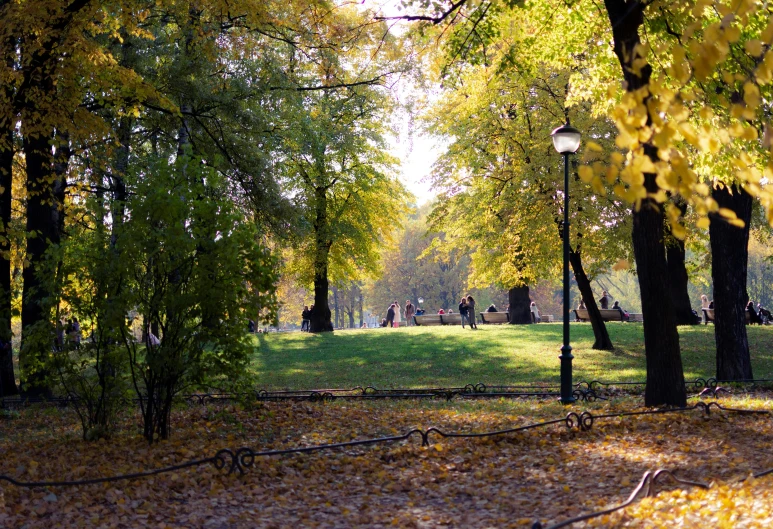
[250,323,773,390]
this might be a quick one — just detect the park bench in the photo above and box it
[574,308,631,322]
[441,313,462,324]
[412,314,463,325]
[413,313,477,325]
[703,309,752,325]
[413,314,443,326]
[477,312,554,323]
[480,312,509,324]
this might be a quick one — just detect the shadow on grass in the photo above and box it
[251,324,773,390]
[252,324,649,390]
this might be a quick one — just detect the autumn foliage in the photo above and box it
[2,395,773,527]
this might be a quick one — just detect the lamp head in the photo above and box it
[551,121,581,154]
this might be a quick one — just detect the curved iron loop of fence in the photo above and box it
[533,469,710,529]
[0,403,769,490]
[0,412,596,489]
[213,429,429,476]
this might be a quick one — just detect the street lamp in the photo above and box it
[551,120,581,405]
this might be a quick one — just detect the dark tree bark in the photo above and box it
[604,0,686,406]
[309,187,333,333]
[710,184,753,381]
[20,131,62,395]
[348,287,355,328]
[507,285,531,324]
[666,200,697,325]
[569,248,613,350]
[332,286,340,329]
[0,78,16,396]
[358,286,364,328]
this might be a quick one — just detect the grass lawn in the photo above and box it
[251,323,773,390]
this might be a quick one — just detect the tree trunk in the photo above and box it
[20,131,63,395]
[604,0,685,406]
[332,286,340,329]
[358,287,363,328]
[710,184,753,381]
[0,94,15,396]
[666,200,696,325]
[348,287,355,328]
[569,248,613,350]
[507,286,531,324]
[309,187,333,333]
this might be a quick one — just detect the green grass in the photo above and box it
[250,323,773,390]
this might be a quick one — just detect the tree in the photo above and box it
[118,157,278,442]
[278,7,409,333]
[365,207,505,318]
[396,0,773,403]
[421,23,629,344]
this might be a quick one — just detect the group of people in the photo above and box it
[576,290,630,321]
[435,296,479,328]
[702,294,771,324]
[55,317,81,351]
[380,296,481,329]
[458,295,477,329]
[300,305,314,331]
[382,299,419,327]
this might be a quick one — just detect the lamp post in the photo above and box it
[551,120,581,405]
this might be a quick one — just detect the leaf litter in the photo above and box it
[1,396,773,528]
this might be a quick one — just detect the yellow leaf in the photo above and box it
[743,82,761,109]
[718,207,737,219]
[586,141,603,152]
[745,40,764,57]
[578,165,594,183]
[612,259,630,271]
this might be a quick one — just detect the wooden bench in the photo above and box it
[703,309,752,325]
[414,315,443,326]
[574,308,629,322]
[413,313,463,325]
[480,312,509,324]
[441,313,462,324]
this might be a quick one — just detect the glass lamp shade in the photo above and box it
[551,123,582,154]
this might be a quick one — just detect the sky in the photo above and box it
[363,0,443,206]
[390,129,443,206]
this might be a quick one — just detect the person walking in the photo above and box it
[459,297,470,328]
[301,305,310,331]
[393,300,402,328]
[466,295,478,329]
[405,300,416,326]
[386,304,395,328]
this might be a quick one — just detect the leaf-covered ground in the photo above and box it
[3,395,773,528]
